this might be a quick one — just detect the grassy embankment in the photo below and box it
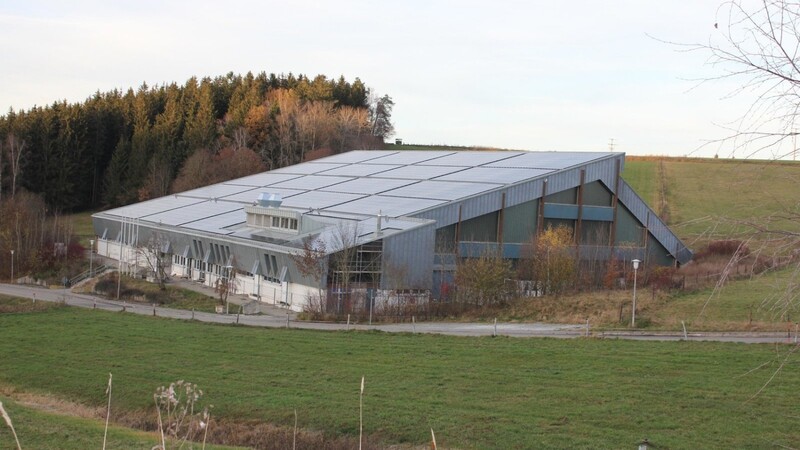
[0,300,798,449]
[65,211,96,249]
[77,274,221,313]
[0,396,241,450]
[624,156,800,249]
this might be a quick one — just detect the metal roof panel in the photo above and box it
[181,209,246,235]
[421,151,524,166]
[281,190,367,210]
[270,175,355,190]
[310,150,397,164]
[382,180,500,201]
[319,177,418,195]
[361,150,455,165]
[223,172,303,187]
[436,166,553,184]
[270,162,347,174]
[324,195,447,217]
[143,201,242,226]
[486,152,615,169]
[317,164,402,177]
[373,165,467,180]
[102,196,205,219]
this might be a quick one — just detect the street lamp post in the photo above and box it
[631,259,641,327]
[89,239,95,278]
[10,250,14,283]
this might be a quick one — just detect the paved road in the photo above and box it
[0,283,796,344]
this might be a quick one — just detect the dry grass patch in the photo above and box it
[0,385,103,420]
[458,289,670,328]
[0,295,62,314]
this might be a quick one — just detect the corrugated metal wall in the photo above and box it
[382,222,436,290]
[502,199,538,243]
[93,215,322,287]
[618,179,692,264]
[413,155,621,227]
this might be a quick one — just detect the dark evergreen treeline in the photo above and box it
[0,72,389,211]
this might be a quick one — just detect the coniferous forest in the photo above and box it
[0,72,393,212]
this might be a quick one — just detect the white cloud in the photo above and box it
[0,1,763,157]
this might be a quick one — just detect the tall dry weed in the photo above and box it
[0,401,22,450]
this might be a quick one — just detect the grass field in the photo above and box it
[0,397,160,450]
[0,302,798,449]
[65,211,95,248]
[647,265,800,331]
[445,265,800,331]
[623,157,800,247]
[0,396,242,450]
[80,274,221,313]
[620,160,658,209]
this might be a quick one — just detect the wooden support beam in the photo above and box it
[455,204,462,256]
[497,192,506,245]
[609,160,621,249]
[537,179,547,235]
[576,169,585,267]
[644,211,650,263]
[576,169,585,244]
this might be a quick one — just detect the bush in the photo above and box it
[649,266,678,290]
[94,276,118,295]
[694,240,750,260]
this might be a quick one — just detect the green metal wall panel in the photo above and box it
[580,220,610,245]
[435,224,457,252]
[459,211,498,242]
[544,204,614,221]
[459,242,525,259]
[502,198,538,243]
[544,187,577,204]
[615,204,645,246]
[646,235,673,266]
[583,180,613,206]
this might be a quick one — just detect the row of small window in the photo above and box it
[171,259,228,277]
[171,258,279,283]
[253,215,298,231]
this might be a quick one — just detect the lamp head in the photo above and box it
[632,259,641,270]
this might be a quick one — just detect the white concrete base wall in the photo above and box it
[98,240,150,276]
[97,238,318,313]
[170,263,191,279]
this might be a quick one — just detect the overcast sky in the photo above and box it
[0,1,756,157]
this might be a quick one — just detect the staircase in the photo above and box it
[69,264,108,286]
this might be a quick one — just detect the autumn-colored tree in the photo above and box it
[0,71,379,211]
[602,257,623,290]
[171,146,266,193]
[454,250,514,306]
[527,225,576,296]
[170,149,214,193]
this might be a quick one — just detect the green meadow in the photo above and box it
[0,302,797,449]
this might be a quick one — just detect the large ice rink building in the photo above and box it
[92,150,692,310]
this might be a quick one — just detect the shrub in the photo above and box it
[695,240,750,260]
[649,266,678,290]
